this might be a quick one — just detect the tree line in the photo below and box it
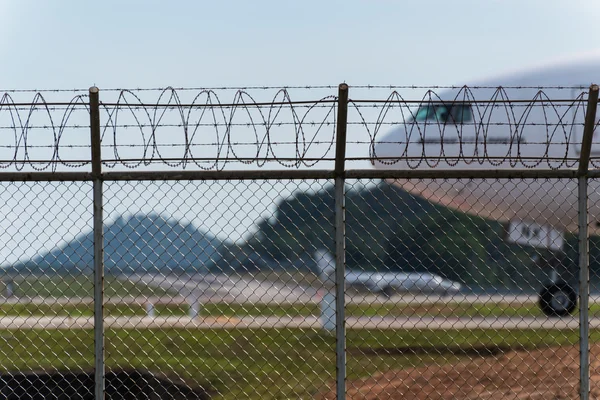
[219,180,596,292]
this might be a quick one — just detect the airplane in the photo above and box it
[370,53,600,316]
[314,249,462,297]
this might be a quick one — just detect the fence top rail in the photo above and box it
[0,168,598,182]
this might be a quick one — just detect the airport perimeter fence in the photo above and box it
[0,84,600,399]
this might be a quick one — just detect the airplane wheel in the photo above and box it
[381,286,395,299]
[539,282,577,317]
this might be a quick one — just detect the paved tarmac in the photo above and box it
[0,273,597,330]
[0,314,594,330]
[123,273,581,304]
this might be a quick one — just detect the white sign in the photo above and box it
[506,220,564,251]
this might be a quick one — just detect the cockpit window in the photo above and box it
[413,103,472,124]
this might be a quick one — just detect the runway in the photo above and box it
[123,272,600,305]
[125,272,320,304]
[0,314,595,330]
[0,273,596,330]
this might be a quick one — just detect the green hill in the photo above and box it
[218,180,582,291]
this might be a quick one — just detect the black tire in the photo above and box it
[380,286,396,299]
[539,282,577,317]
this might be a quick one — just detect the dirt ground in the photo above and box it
[318,344,600,399]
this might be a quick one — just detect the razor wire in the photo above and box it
[0,86,598,171]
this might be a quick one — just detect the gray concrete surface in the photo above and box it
[0,314,593,330]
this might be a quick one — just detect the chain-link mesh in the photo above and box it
[102,179,335,399]
[588,177,600,398]
[0,175,592,399]
[0,84,598,399]
[0,176,587,399]
[331,178,581,399]
[0,182,94,397]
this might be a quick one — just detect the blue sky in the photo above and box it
[2,1,599,89]
[1,1,600,263]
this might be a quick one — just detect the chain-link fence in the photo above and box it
[0,84,599,399]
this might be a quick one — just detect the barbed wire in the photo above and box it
[0,121,585,131]
[350,85,591,90]
[363,87,594,170]
[0,86,597,171]
[96,88,337,170]
[0,84,589,92]
[0,86,340,93]
[96,84,592,92]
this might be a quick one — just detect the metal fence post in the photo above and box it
[578,84,598,400]
[334,83,348,400]
[89,86,105,400]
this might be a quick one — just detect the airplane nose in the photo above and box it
[371,124,434,169]
[372,120,466,169]
[371,125,408,167]
[448,282,462,294]
[439,280,462,294]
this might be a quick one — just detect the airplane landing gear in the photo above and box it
[536,252,577,317]
[380,286,395,299]
[539,281,577,317]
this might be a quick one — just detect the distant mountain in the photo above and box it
[7,183,594,292]
[6,213,223,275]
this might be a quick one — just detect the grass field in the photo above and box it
[0,327,586,399]
[0,273,576,319]
[3,274,175,298]
[0,299,599,320]
[6,273,600,319]
[0,275,595,398]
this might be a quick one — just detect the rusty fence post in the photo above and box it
[334,83,348,400]
[578,84,599,400]
[90,86,105,400]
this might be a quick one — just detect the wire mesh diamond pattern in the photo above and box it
[102,179,335,399]
[0,85,597,399]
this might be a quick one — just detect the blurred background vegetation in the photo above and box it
[217,180,592,293]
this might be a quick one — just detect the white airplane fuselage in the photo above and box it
[315,249,462,296]
[372,56,600,236]
[344,270,462,295]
